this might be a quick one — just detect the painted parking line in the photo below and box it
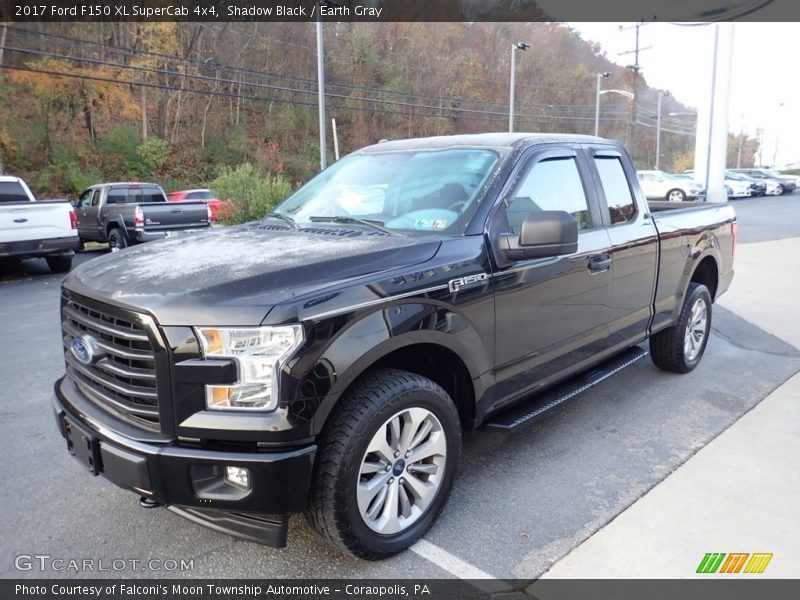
[410,539,514,592]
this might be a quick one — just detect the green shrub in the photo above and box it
[136,137,171,175]
[100,126,142,178]
[210,163,293,225]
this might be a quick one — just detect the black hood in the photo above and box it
[65,225,441,325]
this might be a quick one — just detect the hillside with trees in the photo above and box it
[0,22,759,201]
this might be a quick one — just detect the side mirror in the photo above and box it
[500,210,578,261]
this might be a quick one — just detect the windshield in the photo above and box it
[272,148,500,236]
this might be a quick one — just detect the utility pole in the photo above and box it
[656,91,670,170]
[619,23,652,160]
[508,42,530,133]
[736,114,744,169]
[316,21,327,171]
[595,72,612,137]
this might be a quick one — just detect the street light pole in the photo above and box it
[655,90,670,170]
[509,42,529,133]
[595,72,612,137]
[316,21,327,171]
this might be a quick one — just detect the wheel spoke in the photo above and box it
[367,435,395,464]
[398,408,428,453]
[398,482,413,518]
[360,460,385,475]
[407,462,439,475]
[408,418,433,452]
[381,481,401,532]
[403,472,436,506]
[358,472,390,511]
[409,431,446,463]
[365,483,389,520]
[388,416,402,452]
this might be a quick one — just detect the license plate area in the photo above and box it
[64,416,101,475]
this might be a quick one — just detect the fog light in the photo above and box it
[224,466,251,490]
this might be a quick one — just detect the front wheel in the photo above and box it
[776,184,785,196]
[650,282,712,373]
[108,228,127,252]
[306,368,461,560]
[46,255,72,273]
[666,188,686,203]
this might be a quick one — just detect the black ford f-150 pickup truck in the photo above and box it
[53,133,735,559]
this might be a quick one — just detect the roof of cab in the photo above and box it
[357,132,613,153]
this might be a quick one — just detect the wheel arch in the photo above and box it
[304,305,490,435]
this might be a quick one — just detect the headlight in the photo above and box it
[195,325,304,411]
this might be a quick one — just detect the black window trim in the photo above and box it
[585,145,642,228]
[485,144,605,235]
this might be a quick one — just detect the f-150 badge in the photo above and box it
[448,273,489,293]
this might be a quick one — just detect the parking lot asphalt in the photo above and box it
[1,194,798,581]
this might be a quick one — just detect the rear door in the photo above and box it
[489,145,612,406]
[586,146,659,352]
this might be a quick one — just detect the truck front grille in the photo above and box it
[61,295,160,431]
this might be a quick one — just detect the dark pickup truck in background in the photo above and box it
[74,182,211,251]
[53,134,735,560]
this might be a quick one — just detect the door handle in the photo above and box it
[588,255,613,273]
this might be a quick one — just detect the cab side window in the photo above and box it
[90,190,101,206]
[594,157,636,224]
[76,189,93,209]
[506,157,591,234]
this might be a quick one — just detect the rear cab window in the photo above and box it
[593,156,636,224]
[0,181,31,203]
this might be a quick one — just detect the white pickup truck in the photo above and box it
[0,176,80,272]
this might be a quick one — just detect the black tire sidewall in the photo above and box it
[680,284,712,370]
[338,383,461,557]
[109,229,126,251]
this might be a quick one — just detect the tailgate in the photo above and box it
[0,202,74,244]
[141,202,210,232]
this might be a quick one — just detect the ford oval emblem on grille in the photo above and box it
[70,336,95,365]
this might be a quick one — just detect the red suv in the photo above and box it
[167,189,232,222]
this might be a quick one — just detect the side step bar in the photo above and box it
[483,346,648,431]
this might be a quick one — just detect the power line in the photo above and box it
[1,45,633,123]
[0,62,632,129]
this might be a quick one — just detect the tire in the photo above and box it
[776,184,785,196]
[46,255,73,273]
[666,188,686,203]
[108,228,127,252]
[650,282,712,374]
[306,368,461,560]
[76,239,87,253]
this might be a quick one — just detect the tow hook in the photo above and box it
[139,496,163,509]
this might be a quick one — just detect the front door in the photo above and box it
[489,148,612,408]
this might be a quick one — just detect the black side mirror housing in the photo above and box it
[500,210,579,261]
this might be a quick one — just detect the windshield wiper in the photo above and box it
[308,216,396,235]
[265,212,299,229]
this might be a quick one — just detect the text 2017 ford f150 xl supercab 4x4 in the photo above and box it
[53,134,735,559]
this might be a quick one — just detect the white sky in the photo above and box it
[568,22,800,167]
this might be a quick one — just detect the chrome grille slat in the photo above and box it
[66,353,157,400]
[94,358,156,381]
[62,304,149,342]
[69,368,159,418]
[61,295,161,431]
[62,321,154,362]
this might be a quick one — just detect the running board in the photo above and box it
[483,346,648,431]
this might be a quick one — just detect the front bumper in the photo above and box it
[52,376,316,546]
[0,235,79,258]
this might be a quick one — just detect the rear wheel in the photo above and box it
[307,368,461,560]
[650,283,712,373]
[776,184,785,196]
[46,255,72,273]
[108,228,127,252]
[666,188,686,202]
